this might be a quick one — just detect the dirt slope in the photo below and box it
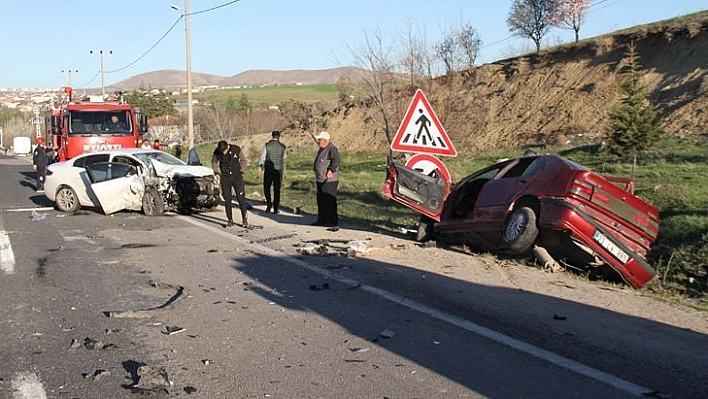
[289,12,708,155]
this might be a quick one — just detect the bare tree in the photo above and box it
[435,23,482,75]
[549,0,590,42]
[507,0,557,53]
[399,19,427,87]
[194,100,240,142]
[458,23,482,70]
[435,31,461,75]
[348,27,400,146]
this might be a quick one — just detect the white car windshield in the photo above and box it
[133,151,185,166]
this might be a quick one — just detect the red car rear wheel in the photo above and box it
[503,206,538,253]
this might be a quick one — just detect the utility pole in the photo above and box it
[90,50,112,96]
[185,0,194,150]
[62,69,78,87]
[171,1,194,150]
[31,107,43,140]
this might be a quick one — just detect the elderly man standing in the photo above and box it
[311,131,340,227]
[258,130,287,214]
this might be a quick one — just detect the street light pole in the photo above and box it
[172,1,195,150]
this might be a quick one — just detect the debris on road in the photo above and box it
[309,283,330,291]
[83,337,119,350]
[162,326,185,335]
[349,347,370,353]
[251,233,297,244]
[83,369,110,381]
[103,281,185,318]
[297,239,378,257]
[129,365,173,395]
[379,329,396,339]
[29,210,47,222]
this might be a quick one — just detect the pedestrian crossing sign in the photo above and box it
[390,89,457,157]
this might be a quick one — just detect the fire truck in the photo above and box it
[46,87,148,161]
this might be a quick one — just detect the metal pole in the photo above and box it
[185,0,194,150]
[100,51,106,96]
[90,50,111,96]
[62,70,78,87]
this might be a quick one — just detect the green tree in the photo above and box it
[124,86,175,118]
[604,42,663,179]
[238,93,250,111]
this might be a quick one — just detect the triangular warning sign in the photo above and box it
[391,89,457,157]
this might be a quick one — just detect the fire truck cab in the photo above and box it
[47,87,148,161]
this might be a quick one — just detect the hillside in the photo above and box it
[278,11,708,156]
[111,66,369,90]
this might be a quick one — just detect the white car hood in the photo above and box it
[151,160,214,178]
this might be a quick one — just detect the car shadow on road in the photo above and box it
[228,250,707,398]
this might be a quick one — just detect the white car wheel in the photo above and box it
[55,186,81,213]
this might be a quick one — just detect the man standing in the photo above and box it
[211,140,250,228]
[32,137,49,193]
[258,130,287,214]
[312,131,340,227]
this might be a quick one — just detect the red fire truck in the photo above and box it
[46,87,148,161]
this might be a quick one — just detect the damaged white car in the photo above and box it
[44,148,220,215]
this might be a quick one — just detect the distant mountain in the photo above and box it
[110,66,369,90]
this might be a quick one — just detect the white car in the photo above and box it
[45,148,220,215]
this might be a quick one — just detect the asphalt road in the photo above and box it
[0,153,705,398]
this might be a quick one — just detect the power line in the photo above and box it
[190,0,241,17]
[103,0,242,78]
[106,17,182,74]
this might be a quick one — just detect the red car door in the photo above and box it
[472,157,541,231]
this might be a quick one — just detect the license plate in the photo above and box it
[593,231,630,264]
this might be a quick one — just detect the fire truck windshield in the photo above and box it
[69,111,132,135]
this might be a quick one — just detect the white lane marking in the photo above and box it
[5,207,55,212]
[181,215,652,397]
[11,372,48,399]
[0,230,16,274]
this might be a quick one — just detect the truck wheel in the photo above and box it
[55,186,80,213]
[142,189,165,216]
[502,206,538,253]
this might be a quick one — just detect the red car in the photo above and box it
[382,154,660,289]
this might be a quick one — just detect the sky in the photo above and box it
[1,0,705,89]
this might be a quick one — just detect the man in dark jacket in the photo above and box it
[312,131,340,227]
[211,140,250,228]
[32,137,49,193]
[257,130,287,214]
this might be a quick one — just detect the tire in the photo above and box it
[502,206,539,253]
[55,186,81,213]
[416,216,435,242]
[142,189,165,216]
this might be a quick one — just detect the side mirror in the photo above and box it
[140,114,149,133]
[51,115,60,134]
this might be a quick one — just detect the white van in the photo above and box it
[13,137,32,156]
